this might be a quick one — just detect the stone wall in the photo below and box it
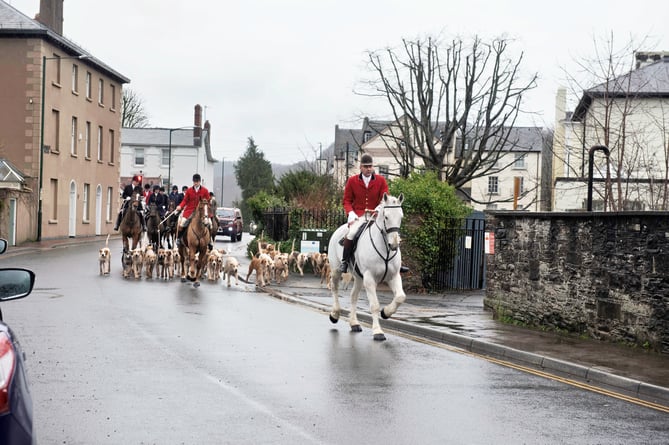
[485,211,669,354]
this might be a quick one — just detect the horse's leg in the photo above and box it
[348,277,364,332]
[381,273,406,320]
[329,268,342,324]
[363,272,386,341]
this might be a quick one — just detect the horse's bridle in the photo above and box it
[361,203,402,283]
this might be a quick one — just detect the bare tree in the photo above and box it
[359,35,538,188]
[560,33,669,210]
[121,88,150,128]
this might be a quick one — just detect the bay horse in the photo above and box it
[146,203,161,251]
[119,193,143,256]
[178,198,212,287]
[327,193,406,341]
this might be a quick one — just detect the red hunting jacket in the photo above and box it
[343,173,389,217]
[179,185,210,218]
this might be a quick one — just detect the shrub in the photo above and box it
[388,172,472,292]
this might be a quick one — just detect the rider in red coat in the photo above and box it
[175,173,212,248]
[338,154,388,273]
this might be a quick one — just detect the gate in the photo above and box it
[425,212,486,291]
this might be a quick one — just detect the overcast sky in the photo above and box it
[7,0,669,165]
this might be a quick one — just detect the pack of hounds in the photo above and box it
[244,239,352,289]
[100,235,351,289]
[100,233,240,287]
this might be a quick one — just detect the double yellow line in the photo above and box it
[401,332,669,413]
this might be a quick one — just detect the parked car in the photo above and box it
[216,207,243,242]
[0,238,36,445]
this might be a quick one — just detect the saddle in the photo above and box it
[338,220,372,250]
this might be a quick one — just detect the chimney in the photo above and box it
[35,0,64,35]
[193,104,203,138]
[635,51,669,69]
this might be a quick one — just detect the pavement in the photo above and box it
[5,234,669,409]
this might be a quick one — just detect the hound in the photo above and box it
[163,249,175,280]
[320,256,331,288]
[121,249,133,279]
[131,247,144,280]
[99,234,111,276]
[222,256,240,287]
[157,247,167,280]
[144,245,157,279]
[273,254,290,285]
[246,254,270,287]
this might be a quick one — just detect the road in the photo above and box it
[1,237,667,444]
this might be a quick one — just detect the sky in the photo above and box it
[7,0,669,165]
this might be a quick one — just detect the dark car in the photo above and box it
[0,239,36,445]
[216,207,243,242]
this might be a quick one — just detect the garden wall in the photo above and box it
[485,211,669,354]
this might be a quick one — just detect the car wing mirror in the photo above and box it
[0,268,36,301]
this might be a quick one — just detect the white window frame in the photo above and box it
[488,176,499,195]
[134,148,145,166]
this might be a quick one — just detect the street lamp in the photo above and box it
[167,126,195,188]
[38,54,89,241]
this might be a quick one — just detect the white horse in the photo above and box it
[327,193,406,341]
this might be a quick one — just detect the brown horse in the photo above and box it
[119,193,143,255]
[178,198,212,287]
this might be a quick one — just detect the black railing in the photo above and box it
[261,208,486,291]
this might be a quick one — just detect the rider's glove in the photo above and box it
[347,211,358,225]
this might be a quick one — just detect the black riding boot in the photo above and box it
[139,210,147,232]
[113,212,122,231]
[338,238,354,273]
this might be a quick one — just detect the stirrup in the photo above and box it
[337,261,348,273]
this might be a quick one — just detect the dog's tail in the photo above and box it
[291,238,295,253]
[105,233,110,248]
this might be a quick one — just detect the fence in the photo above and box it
[261,207,485,291]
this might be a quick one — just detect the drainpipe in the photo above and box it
[587,145,610,211]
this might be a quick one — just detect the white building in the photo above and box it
[120,104,218,192]
[553,52,669,211]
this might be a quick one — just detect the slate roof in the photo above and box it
[0,1,129,83]
[122,127,217,163]
[573,56,669,120]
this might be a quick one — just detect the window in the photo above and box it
[486,203,498,210]
[363,131,372,142]
[514,153,526,169]
[108,129,115,164]
[50,178,58,219]
[110,84,116,110]
[83,183,90,222]
[98,78,104,105]
[85,121,91,158]
[85,72,91,99]
[377,165,389,175]
[70,116,78,155]
[71,64,79,93]
[134,148,145,166]
[161,148,169,166]
[106,187,113,221]
[488,176,499,194]
[51,109,60,152]
[53,54,62,85]
[97,126,103,161]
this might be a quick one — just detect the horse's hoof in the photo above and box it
[351,325,362,332]
[373,333,386,341]
[380,308,390,319]
[180,277,187,283]
[329,314,339,324]
[187,276,195,282]
[193,282,200,288]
